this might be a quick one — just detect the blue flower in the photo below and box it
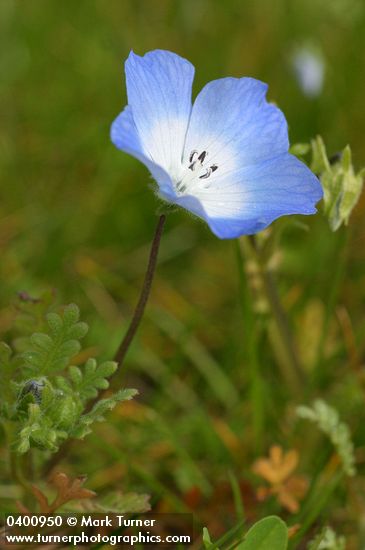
[111,49,323,239]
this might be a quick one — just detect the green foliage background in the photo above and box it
[1,0,365,547]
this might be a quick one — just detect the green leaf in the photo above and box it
[203,527,217,549]
[70,388,138,439]
[69,359,118,401]
[4,299,138,455]
[16,403,67,454]
[23,304,89,376]
[238,516,288,550]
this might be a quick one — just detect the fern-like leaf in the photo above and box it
[70,389,137,439]
[22,304,88,376]
[69,359,118,401]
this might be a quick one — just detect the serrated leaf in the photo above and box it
[71,388,137,439]
[238,516,288,550]
[23,305,89,375]
[70,359,118,401]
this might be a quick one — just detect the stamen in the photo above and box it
[189,150,198,163]
[199,167,212,179]
[199,164,218,180]
[198,151,207,163]
[178,150,219,194]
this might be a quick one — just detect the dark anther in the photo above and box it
[198,151,207,163]
[199,164,219,179]
[189,150,198,163]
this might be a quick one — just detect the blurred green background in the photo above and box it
[1,0,365,546]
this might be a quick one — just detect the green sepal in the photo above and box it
[310,136,364,231]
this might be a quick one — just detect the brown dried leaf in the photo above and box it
[18,471,96,514]
[50,472,96,511]
[253,445,308,514]
[252,445,299,485]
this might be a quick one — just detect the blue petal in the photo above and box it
[110,106,175,200]
[184,77,289,167]
[125,50,194,180]
[175,154,323,239]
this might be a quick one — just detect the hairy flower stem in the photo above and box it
[240,236,304,394]
[112,214,166,380]
[43,214,166,476]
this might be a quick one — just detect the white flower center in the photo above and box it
[175,150,218,195]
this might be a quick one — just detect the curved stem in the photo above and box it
[113,214,166,369]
